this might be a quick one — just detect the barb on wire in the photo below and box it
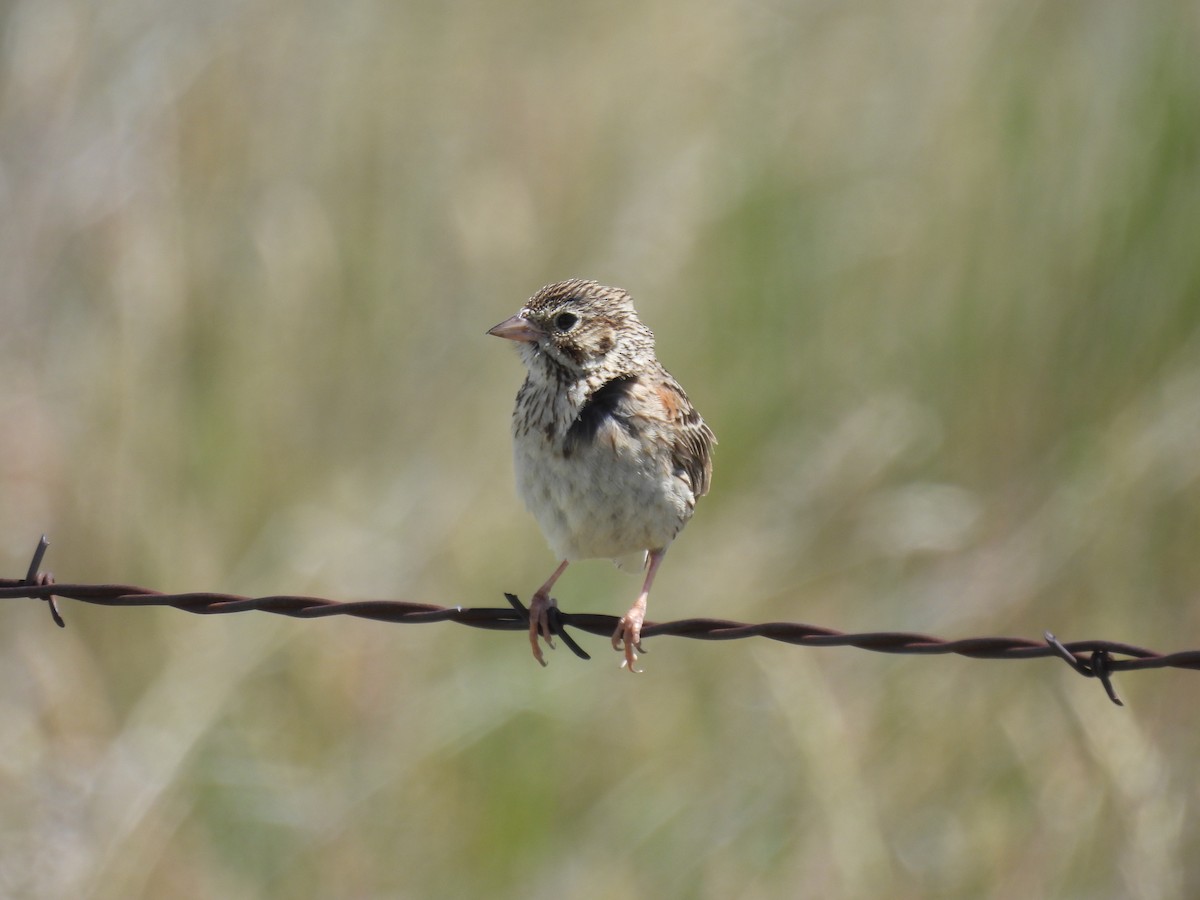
[21,535,63,628]
[5,536,1200,705]
[1044,631,1123,706]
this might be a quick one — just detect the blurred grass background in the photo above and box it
[2,0,1199,897]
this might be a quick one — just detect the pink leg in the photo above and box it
[612,548,666,673]
[528,560,569,666]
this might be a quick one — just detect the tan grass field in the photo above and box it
[2,1,1198,896]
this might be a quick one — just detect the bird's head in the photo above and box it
[488,279,654,379]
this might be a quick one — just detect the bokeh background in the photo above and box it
[2,0,1199,897]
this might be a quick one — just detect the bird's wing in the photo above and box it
[650,373,716,499]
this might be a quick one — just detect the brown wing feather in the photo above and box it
[654,375,715,499]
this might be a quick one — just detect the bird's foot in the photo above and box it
[528,590,556,666]
[612,603,646,673]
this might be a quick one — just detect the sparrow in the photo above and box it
[488,279,715,671]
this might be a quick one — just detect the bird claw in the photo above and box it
[612,610,646,674]
[529,591,556,665]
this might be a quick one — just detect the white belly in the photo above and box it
[514,430,693,562]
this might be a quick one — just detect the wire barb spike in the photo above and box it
[1044,631,1123,706]
[22,535,64,628]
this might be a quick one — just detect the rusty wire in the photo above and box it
[5,536,1199,706]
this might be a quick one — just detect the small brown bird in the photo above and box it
[488,279,715,671]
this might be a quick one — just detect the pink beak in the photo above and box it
[487,315,543,343]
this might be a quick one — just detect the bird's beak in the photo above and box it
[487,315,542,343]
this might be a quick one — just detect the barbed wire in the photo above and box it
[5,536,1199,705]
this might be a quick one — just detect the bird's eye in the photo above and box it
[553,312,579,332]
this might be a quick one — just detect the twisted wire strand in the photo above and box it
[7,536,1198,705]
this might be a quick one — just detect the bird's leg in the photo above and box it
[613,548,666,673]
[529,560,569,666]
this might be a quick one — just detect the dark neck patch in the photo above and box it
[563,374,640,458]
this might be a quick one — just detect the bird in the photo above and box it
[488,279,715,672]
